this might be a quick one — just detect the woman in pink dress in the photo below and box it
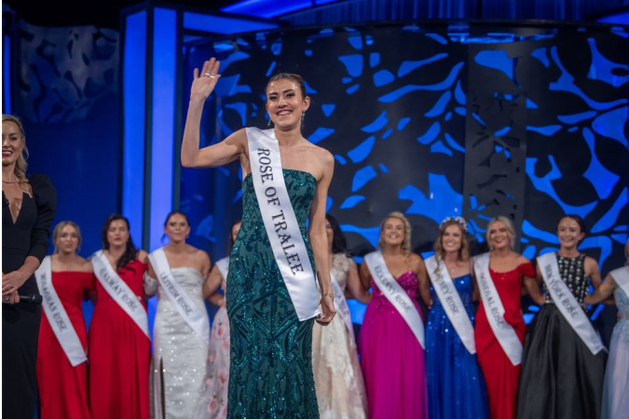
[358,211,431,419]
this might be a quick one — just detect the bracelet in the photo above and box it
[322,292,333,299]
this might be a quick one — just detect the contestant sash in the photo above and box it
[149,248,210,348]
[364,251,425,348]
[538,252,606,355]
[246,127,320,321]
[330,271,355,341]
[34,256,87,367]
[474,253,522,365]
[92,250,150,338]
[215,257,229,281]
[425,255,476,354]
[610,266,629,300]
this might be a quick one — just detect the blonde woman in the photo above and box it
[36,222,94,418]
[2,114,56,418]
[424,217,488,419]
[359,212,431,419]
[472,216,540,419]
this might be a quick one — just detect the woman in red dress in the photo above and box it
[36,221,95,418]
[473,216,543,419]
[88,214,150,419]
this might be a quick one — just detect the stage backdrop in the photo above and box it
[182,21,628,335]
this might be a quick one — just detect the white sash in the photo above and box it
[610,266,629,299]
[473,253,522,365]
[149,248,210,348]
[246,127,320,321]
[215,257,229,281]
[91,250,150,338]
[330,271,355,341]
[364,251,425,348]
[424,256,476,354]
[34,256,87,367]
[538,252,606,355]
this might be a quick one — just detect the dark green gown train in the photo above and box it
[226,169,319,418]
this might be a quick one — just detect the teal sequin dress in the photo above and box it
[226,169,319,418]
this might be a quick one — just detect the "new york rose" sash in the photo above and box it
[34,256,87,366]
[246,127,320,321]
[364,251,425,348]
[538,252,606,355]
[330,271,355,340]
[474,253,522,365]
[425,255,476,354]
[610,265,629,302]
[149,248,210,348]
[92,250,150,338]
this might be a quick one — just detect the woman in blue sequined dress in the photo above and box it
[181,58,336,418]
[424,217,489,419]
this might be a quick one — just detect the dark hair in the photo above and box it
[266,73,307,100]
[560,214,587,235]
[228,221,242,251]
[164,210,190,227]
[102,214,138,272]
[327,214,350,256]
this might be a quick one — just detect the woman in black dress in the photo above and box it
[2,114,57,418]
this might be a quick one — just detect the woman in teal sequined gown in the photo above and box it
[181,58,336,418]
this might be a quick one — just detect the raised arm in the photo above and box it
[181,58,246,169]
[346,259,371,304]
[308,151,336,325]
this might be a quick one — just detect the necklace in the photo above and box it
[2,179,21,184]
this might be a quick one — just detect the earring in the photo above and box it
[267,119,271,127]
[302,112,305,121]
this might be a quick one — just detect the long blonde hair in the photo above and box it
[434,219,470,273]
[486,216,516,250]
[52,221,83,253]
[377,211,412,255]
[2,114,29,185]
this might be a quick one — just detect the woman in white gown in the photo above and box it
[198,221,241,419]
[312,214,371,418]
[144,211,211,419]
[585,238,629,419]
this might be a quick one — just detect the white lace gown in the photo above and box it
[146,267,210,419]
[602,286,629,419]
[312,253,368,419]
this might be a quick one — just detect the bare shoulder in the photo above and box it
[77,257,94,273]
[584,256,600,271]
[409,252,424,268]
[516,254,531,265]
[225,127,247,143]
[137,249,149,263]
[193,247,211,264]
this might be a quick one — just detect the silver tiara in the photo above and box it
[440,216,468,232]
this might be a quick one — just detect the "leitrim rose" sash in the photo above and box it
[246,127,320,321]
[92,250,150,338]
[364,250,425,348]
[474,253,522,365]
[35,256,87,366]
[425,255,476,354]
[149,248,210,348]
[538,252,606,355]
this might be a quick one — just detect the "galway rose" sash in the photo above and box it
[149,248,210,348]
[474,253,522,365]
[92,250,150,338]
[538,252,606,355]
[425,255,476,354]
[34,256,87,366]
[330,271,355,340]
[610,266,629,302]
[364,251,425,348]
[246,127,320,321]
